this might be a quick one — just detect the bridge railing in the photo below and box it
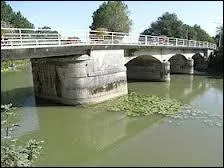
[1,27,217,50]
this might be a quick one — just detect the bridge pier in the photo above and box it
[187,58,194,74]
[31,50,128,105]
[161,61,171,81]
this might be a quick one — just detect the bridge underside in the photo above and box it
[168,54,194,74]
[27,47,210,105]
[125,56,170,81]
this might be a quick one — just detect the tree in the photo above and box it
[1,1,34,28]
[141,12,214,43]
[41,26,51,30]
[90,1,132,33]
[192,24,214,42]
[208,25,223,72]
[141,12,184,38]
[215,25,223,47]
[35,26,59,39]
[1,1,14,24]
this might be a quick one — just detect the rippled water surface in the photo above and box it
[1,68,223,166]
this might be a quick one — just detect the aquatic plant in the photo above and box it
[92,92,183,117]
[1,104,43,167]
[1,139,44,167]
[1,59,31,72]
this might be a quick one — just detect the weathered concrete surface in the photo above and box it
[169,54,194,74]
[2,44,210,61]
[124,48,205,62]
[31,50,128,105]
[125,56,170,81]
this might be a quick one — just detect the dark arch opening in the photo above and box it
[168,54,188,74]
[125,55,163,81]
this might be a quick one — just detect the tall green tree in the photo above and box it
[141,12,214,42]
[192,24,214,42]
[1,1,14,24]
[1,1,34,28]
[141,12,184,37]
[90,1,132,33]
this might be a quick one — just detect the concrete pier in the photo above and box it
[31,50,128,105]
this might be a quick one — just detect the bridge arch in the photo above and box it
[167,53,189,61]
[168,54,193,74]
[125,55,170,81]
[192,53,208,71]
[124,54,162,64]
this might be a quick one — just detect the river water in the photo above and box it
[1,67,223,166]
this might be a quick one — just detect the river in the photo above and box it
[1,67,223,167]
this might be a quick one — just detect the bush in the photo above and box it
[1,104,43,167]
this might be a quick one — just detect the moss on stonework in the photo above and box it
[91,80,126,94]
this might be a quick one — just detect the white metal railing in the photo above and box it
[1,27,217,50]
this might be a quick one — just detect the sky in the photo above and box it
[6,1,223,37]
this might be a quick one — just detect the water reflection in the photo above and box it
[1,68,223,166]
[128,74,222,105]
[31,106,164,166]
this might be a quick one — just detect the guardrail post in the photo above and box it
[19,29,22,45]
[86,31,89,44]
[145,35,147,45]
[58,34,61,45]
[175,38,178,46]
[112,32,114,44]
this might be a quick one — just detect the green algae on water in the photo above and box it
[90,92,183,117]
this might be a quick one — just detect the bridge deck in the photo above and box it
[1,44,212,61]
[1,28,216,60]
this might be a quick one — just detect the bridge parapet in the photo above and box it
[1,27,217,50]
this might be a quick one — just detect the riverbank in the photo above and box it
[1,59,31,72]
[193,68,223,78]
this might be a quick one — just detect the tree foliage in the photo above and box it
[141,12,214,42]
[208,25,223,72]
[90,1,132,33]
[36,26,59,35]
[1,1,34,28]
[214,25,223,46]
[142,12,183,38]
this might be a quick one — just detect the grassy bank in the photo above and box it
[1,59,31,72]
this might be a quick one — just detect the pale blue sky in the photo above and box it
[6,1,223,37]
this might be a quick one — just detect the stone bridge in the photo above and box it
[1,28,216,105]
